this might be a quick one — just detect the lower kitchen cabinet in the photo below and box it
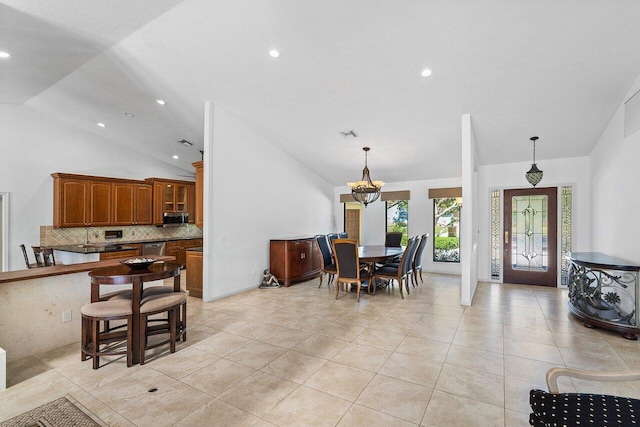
[185,249,203,298]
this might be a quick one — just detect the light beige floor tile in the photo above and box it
[559,347,630,371]
[422,390,504,427]
[379,352,442,388]
[0,370,81,421]
[118,381,212,427]
[181,358,255,397]
[456,320,504,337]
[394,336,450,362]
[354,327,405,351]
[337,404,418,426]
[293,334,349,360]
[435,364,504,407]
[504,377,552,414]
[6,356,52,387]
[304,361,375,401]
[101,412,136,427]
[145,346,217,379]
[88,366,176,411]
[261,350,327,384]
[504,355,559,384]
[175,398,260,426]
[332,342,392,372]
[226,341,288,369]
[356,374,432,424]
[55,356,134,391]
[263,385,351,427]
[553,330,619,355]
[503,324,556,346]
[36,342,81,369]
[572,377,640,399]
[230,321,280,339]
[67,389,116,422]
[338,312,381,328]
[258,326,312,349]
[451,329,503,353]
[445,345,504,376]
[217,371,298,417]
[285,315,329,333]
[193,331,253,357]
[503,338,564,364]
[505,408,532,427]
[408,324,457,344]
[317,321,366,341]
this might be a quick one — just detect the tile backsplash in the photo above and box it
[40,224,203,246]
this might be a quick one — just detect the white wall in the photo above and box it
[0,105,190,271]
[334,176,463,275]
[461,114,479,305]
[477,156,591,283]
[590,75,640,264]
[206,106,335,300]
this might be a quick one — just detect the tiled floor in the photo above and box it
[3,273,640,426]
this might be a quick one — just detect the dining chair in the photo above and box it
[32,246,56,267]
[20,244,37,269]
[139,291,187,364]
[32,246,45,267]
[332,239,372,302]
[530,367,640,426]
[373,236,416,299]
[338,232,348,238]
[315,234,337,288]
[384,232,403,247]
[411,234,429,286]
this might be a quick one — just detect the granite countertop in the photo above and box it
[50,244,139,254]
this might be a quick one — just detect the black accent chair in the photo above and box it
[332,239,371,302]
[385,232,403,247]
[372,236,417,299]
[412,234,429,286]
[338,232,348,238]
[315,234,337,288]
[530,367,640,426]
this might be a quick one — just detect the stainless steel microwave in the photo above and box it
[162,212,188,226]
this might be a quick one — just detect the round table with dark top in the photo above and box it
[88,262,182,364]
[358,245,404,263]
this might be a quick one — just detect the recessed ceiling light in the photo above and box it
[269,49,280,58]
[96,122,106,128]
[172,155,179,160]
[0,51,10,58]
[156,99,166,105]
[123,112,134,118]
[421,68,432,77]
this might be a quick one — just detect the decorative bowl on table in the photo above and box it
[120,257,158,270]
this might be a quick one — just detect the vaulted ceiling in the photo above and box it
[3,1,640,185]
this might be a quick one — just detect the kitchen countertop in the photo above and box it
[51,244,138,254]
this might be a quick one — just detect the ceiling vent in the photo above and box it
[340,130,358,138]
[178,139,193,147]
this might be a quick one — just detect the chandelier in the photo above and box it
[347,147,384,207]
[525,136,543,187]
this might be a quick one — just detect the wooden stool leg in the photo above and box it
[169,308,176,353]
[139,312,147,365]
[92,318,100,369]
[180,301,187,342]
[81,316,89,361]
[126,314,133,367]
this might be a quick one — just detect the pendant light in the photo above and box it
[347,147,384,207]
[525,136,543,187]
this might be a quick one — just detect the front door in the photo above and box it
[503,187,557,287]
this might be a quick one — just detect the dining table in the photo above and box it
[358,245,404,263]
[88,262,182,365]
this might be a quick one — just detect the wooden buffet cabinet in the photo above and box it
[52,173,195,228]
[269,237,321,287]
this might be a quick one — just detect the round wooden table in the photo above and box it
[89,262,182,364]
[358,245,404,263]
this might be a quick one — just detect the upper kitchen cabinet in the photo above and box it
[192,161,203,228]
[52,173,112,227]
[112,182,153,225]
[149,178,196,225]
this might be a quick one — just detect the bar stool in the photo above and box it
[81,300,133,369]
[139,292,187,365]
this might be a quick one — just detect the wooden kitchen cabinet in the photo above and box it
[166,239,201,267]
[192,160,203,228]
[99,249,138,261]
[185,249,203,298]
[52,174,112,227]
[149,179,195,225]
[111,182,153,225]
[269,237,321,287]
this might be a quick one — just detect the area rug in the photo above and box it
[0,396,108,427]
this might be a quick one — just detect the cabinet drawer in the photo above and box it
[166,241,181,250]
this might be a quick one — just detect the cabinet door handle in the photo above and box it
[504,231,509,244]
[300,253,306,259]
